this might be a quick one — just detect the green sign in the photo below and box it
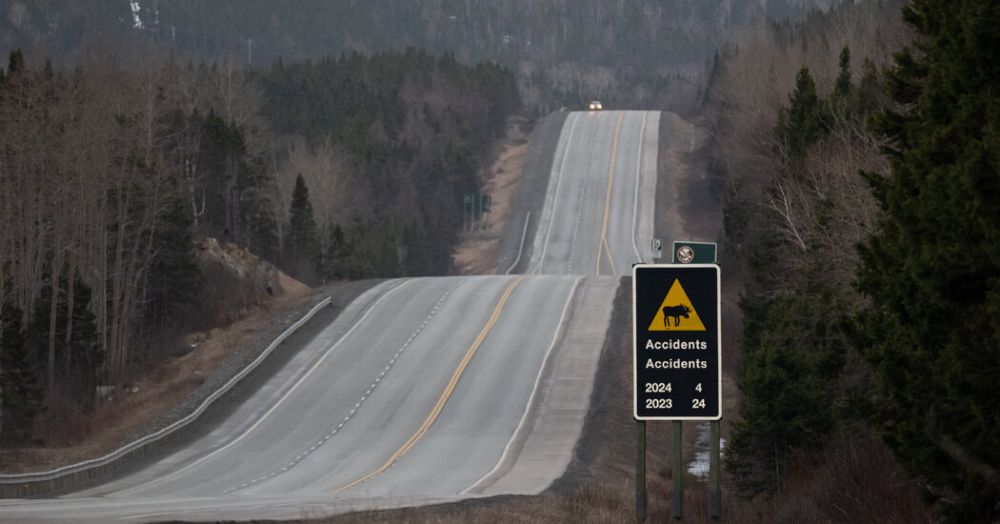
[672,241,717,264]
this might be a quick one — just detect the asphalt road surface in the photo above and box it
[1,110,659,521]
[529,110,660,275]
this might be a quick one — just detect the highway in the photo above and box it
[0,110,659,521]
[529,110,660,275]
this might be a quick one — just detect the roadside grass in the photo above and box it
[452,116,532,275]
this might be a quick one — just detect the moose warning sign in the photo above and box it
[647,279,706,331]
[633,264,721,420]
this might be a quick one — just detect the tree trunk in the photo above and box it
[62,256,76,379]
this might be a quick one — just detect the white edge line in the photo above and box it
[0,291,340,484]
[460,276,583,494]
[533,112,581,275]
[224,279,463,494]
[114,280,411,495]
[631,111,649,265]
[504,211,531,275]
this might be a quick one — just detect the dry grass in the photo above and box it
[0,288,316,474]
[452,116,531,275]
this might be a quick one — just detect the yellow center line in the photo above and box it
[602,235,618,275]
[596,112,625,275]
[329,275,527,496]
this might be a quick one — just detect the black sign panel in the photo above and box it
[633,264,721,420]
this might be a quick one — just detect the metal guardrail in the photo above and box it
[504,211,532,275]
[0,296,333,498]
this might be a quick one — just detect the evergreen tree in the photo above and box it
[855,58,883,116]
[775,67,826,160]
[321,222,349,281]
[239,166,280,262]
[29,273,102,408]
[726,287,847,494]
[833,46,852,100]
[7,50,24,76]
[197,113,279,262]
[145,197,202,332]
[0,300,42,444]
[286,174,319,282]
[859,0,1000,520]
[197,112,245,238]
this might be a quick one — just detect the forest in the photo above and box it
[0,47,517,445]
[1,0,837,113]
[707,0,999,521]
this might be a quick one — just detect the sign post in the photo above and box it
[709,418,721,518]
[636,420,646,523]
[634,249,721,520]
[671,240,722,519]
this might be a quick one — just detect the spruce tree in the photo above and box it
[146,197,202,332]
[0,301,42,443]
[286,174,319,282]
[29,273,102,408]
[7,50,24,76]
[726,287,847,494]
[855,58,883,116]
[321,222,349,281]
[65,275,101,408]
[240,163,281,263]
[859,0,1000,520]
[833,46,852,100]
[776,67,826,160]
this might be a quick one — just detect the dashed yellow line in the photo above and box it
[329,276,527,495]
[596,112,625,275]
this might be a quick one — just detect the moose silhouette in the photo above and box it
[662,304,691,327]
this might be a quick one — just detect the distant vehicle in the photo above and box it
[588,100,603,111]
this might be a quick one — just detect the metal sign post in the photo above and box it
[633,263,721,519]
[636,420,646,523]
[671,240,722,519]
[709,419,721,518]
[633,240,722,521]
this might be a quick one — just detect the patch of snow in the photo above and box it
[687,421,726,479]
[129,1,143,29]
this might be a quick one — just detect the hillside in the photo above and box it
[2,0,841,111]
[0,46,518,447]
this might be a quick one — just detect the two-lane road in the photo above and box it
[1,109,662,521]
[78,276,580,499]
[530,110,660,275]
